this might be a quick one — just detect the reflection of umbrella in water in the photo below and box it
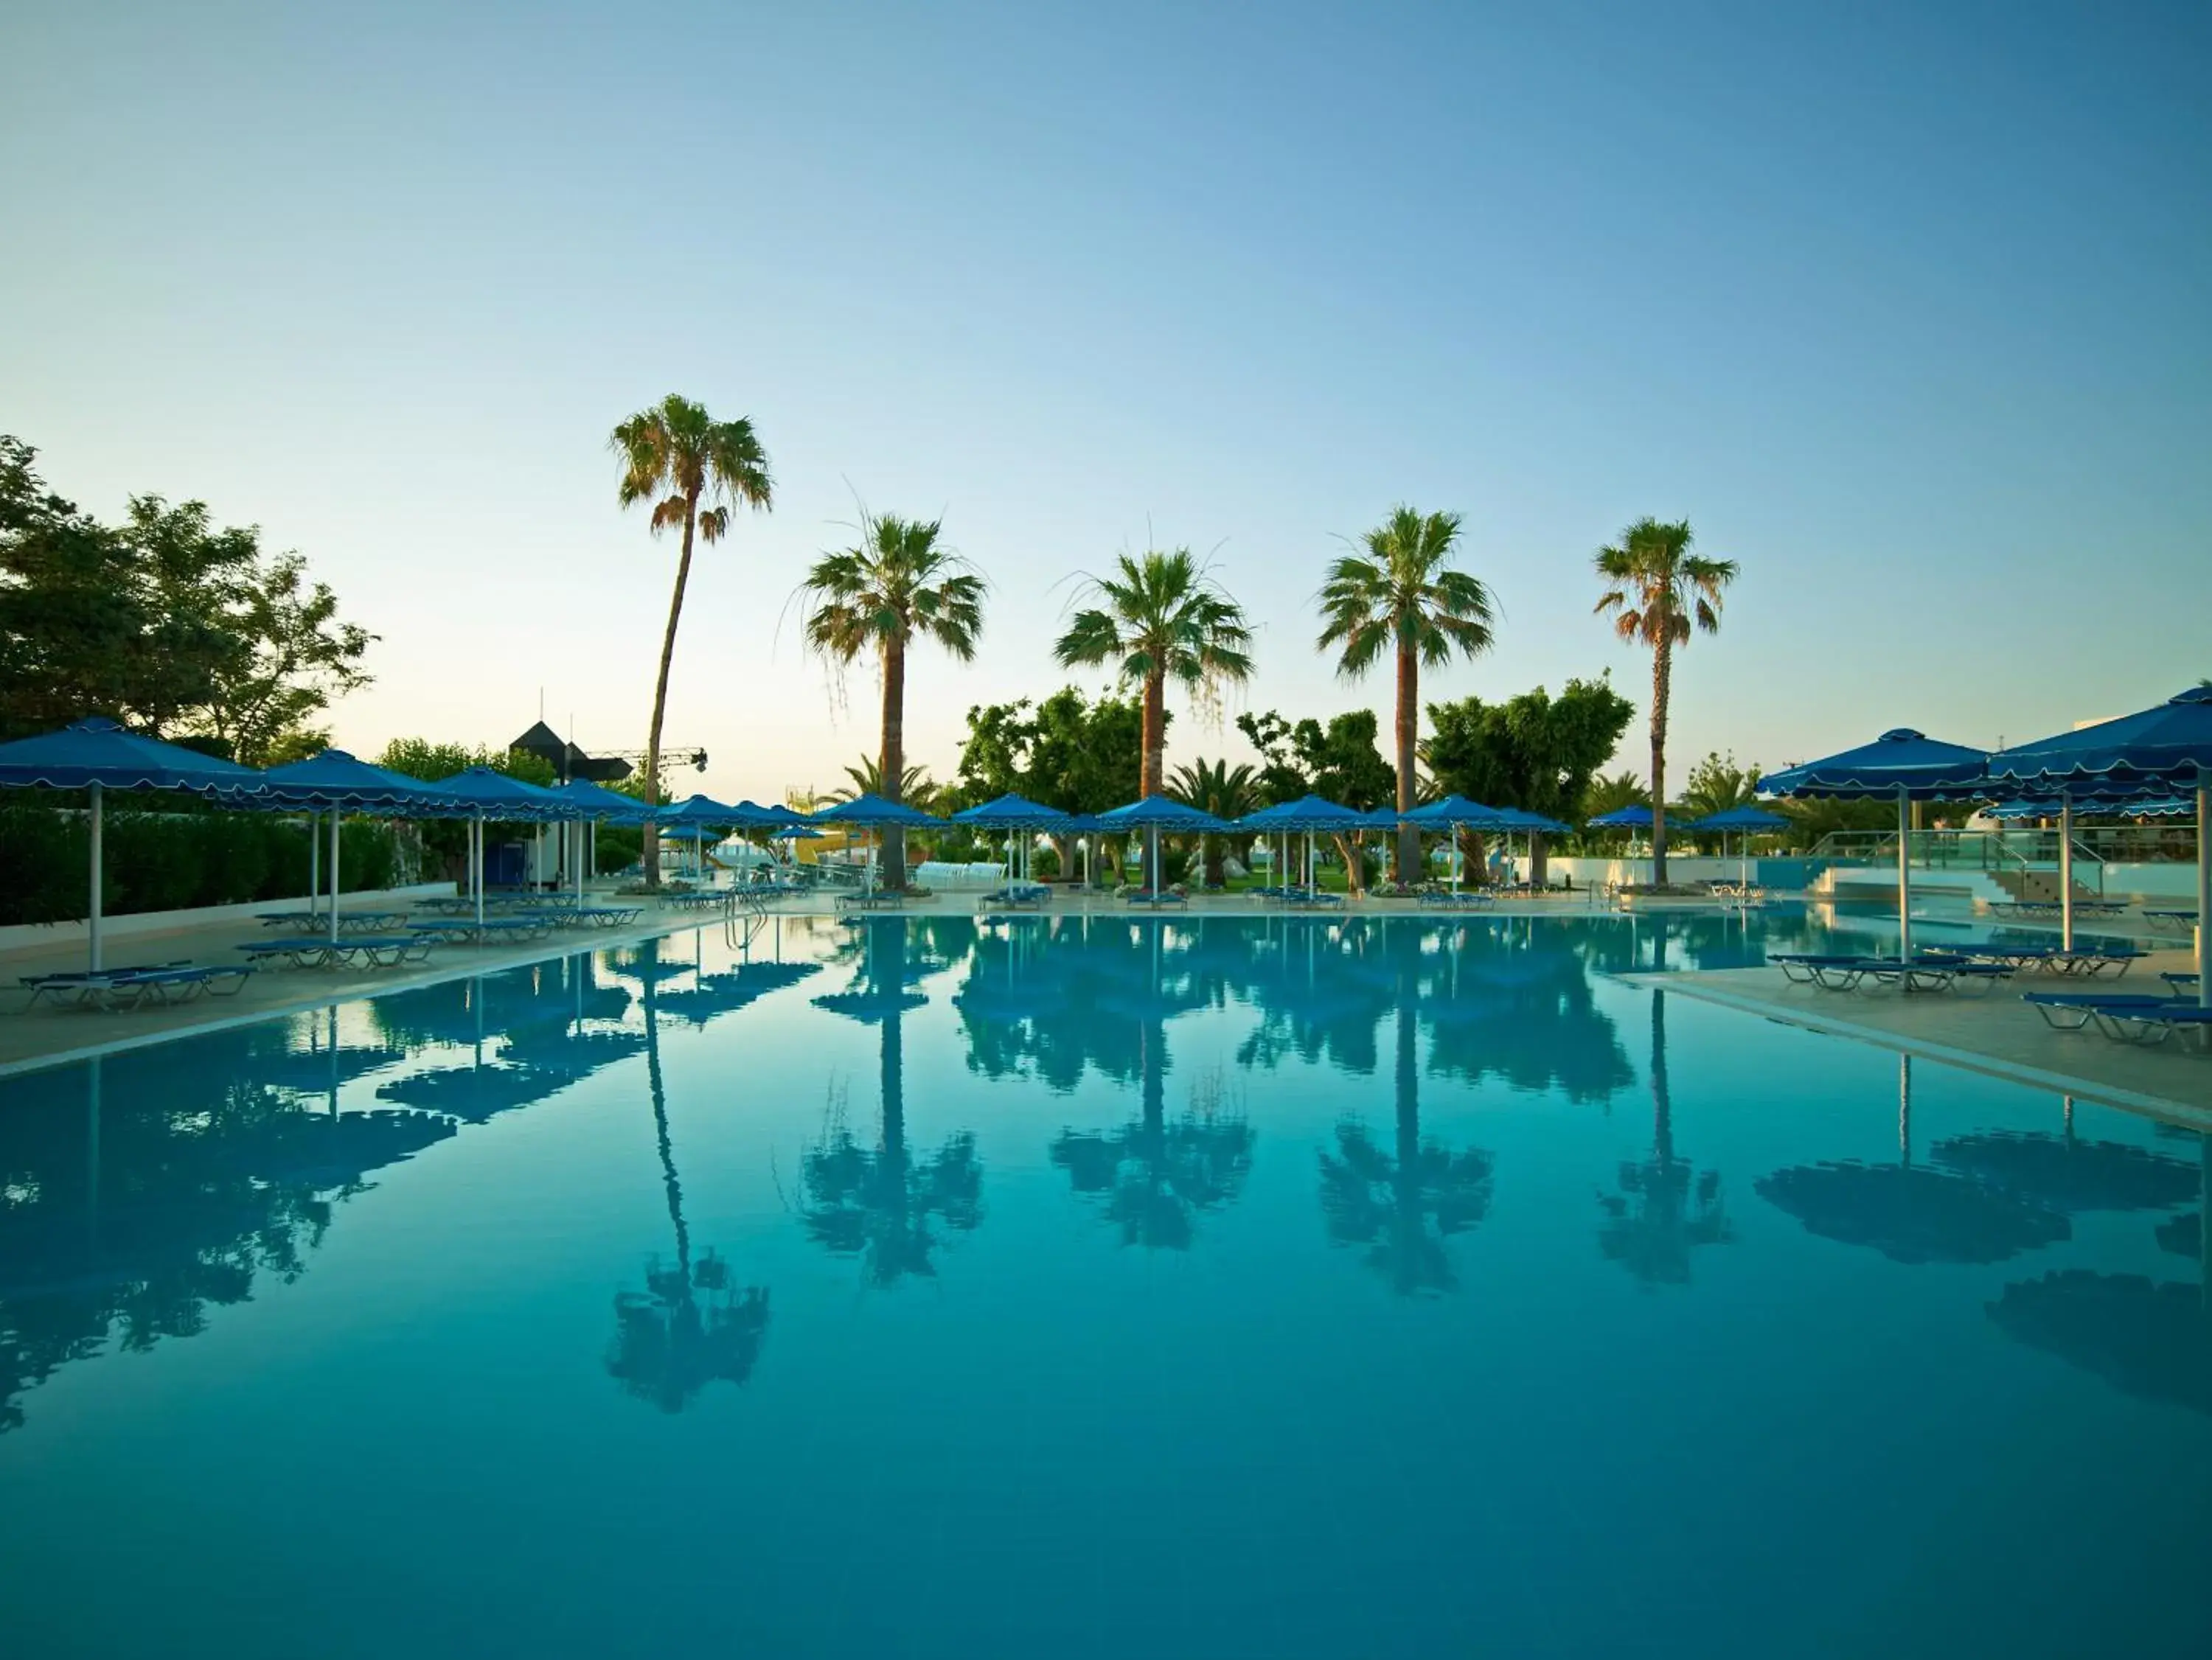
[376,1064,567,1123]
[607,974,768,1411]
[1756,1055,2073,1266]
[498,1025,647,1079]
[655,960,819,1028]
[1987,1271,2211,1417]
[1931,1129,2199,1214]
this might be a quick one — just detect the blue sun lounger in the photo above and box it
[2021,989,2183,1030]
[978,883,1049,911]
[22,961,253,1010]
[2143,909,2199,933]
[2084,1003,2212,1048]
[1122,889,1188,909]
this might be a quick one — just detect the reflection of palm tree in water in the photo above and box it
[607,976,768,1412]
[1599,988,1732,1288]
[1318,996,1495,1296]
[804,921,984,1285]
[1051,1023,1253,1251]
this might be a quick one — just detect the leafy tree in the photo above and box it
[1594,518,1738,883]
[1423,678,1635,883]
[378,739,554,873]
[799,512,984,889]
[0,439,372,756]
[1054,549,1252,879]
[1678,750,1762,844]
[824,755,941,811]
[1166,756,1261,886]
[951,686,1150,817]
[1317,506,1495,882]
[611,395,773,882]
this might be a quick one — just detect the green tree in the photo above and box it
[378,739,554,874]
[799,512,984,890]
[1581,770,1651,822]
[1424,678,1635,883]
[824,755,942,812]
[1054,549,1252,881]
[1317,506,1496,882]
[0,440,372,756]
[611,395,773,882]
[1238,708,1399,889]
[1166,756,1261,887]
[1594,518,1738,883]
[1678,750,1762,843]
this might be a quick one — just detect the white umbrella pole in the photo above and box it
[2197,772,2209,1011]
[329,808,342,946]
[307,809,320,924]
[2059,790,2074,952]
[1896,785,1913,963]
[86,780,103,973]
[575,821,585,906]
[474,813,486,932]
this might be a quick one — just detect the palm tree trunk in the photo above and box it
[1649,988,1672,1166]
[880,633,907,890]
[1649,641,1672,885]
[642,489,700,885]
[1394,643,1419,885]
[1141,671,1166,886]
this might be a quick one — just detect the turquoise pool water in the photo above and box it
[1,910,2205,1657]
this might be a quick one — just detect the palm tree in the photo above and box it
[1598,988,1731,1288]
[607,970,770,1410]
[1582,770,1651,820]
[1167,757,1260,887]
[1054,549,1252,885]
[800,513,984,890]
[611,394,773,883]
[824,756,942,812]
[1318,507,1496,884]
[1593,518,1737,884]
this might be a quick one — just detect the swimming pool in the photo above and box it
[2,911,2205,1657]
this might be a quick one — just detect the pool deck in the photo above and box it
[1634,955,2212,1127]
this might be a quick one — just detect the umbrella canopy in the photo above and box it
[1760,728,1992,799]
[808,792,945,829]
[1988,686,2212,792]
[1986,687,2212,1005]
[1235,794,1366,833]
[1402,794,1510,827]
[1760,728,1990,960]
[722,798,801,829]
[1685,806,1790,833]
[777,823,825,840]
[0,716,266,795]
[1587,805,1656,830]
[658,792,743,826]
[1357,807,1403,829]
[1096,794,1228,831]
[1492,806,1572,834]
[0,717,270,970]
[434,767,570,820]
[258,749,459,815]
[952,792,1074,829]
[1987,1269,2211,1417]
[549,778,655,822]
[1986,795,2194,820]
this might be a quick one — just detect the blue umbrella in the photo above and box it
[1759,728,1990,963]
[261,750,465,946]
[1587,804,1656,831]
[1988,687,2212,1004]
[808,792,945,894]
[1236,795,1366,896]
[1098,795,1227,892]
[547,778,653,907]
[1402,795,1512,894]
[1685,804,1791,891]
[0,716,268,969]
[659,792,743,826]
[951,793,1071,883]
[435,767,573,930]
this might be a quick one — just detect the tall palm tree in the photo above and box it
[611,394,773,883]
[1593,518,1737,885]
[800,513,984,890]
[1167,757,1260,887]
[1054,548,1252,885]
[1318,506,1495,885]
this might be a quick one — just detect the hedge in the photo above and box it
[0,802,400,926]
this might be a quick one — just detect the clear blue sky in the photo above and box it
[4,1,2206,802]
